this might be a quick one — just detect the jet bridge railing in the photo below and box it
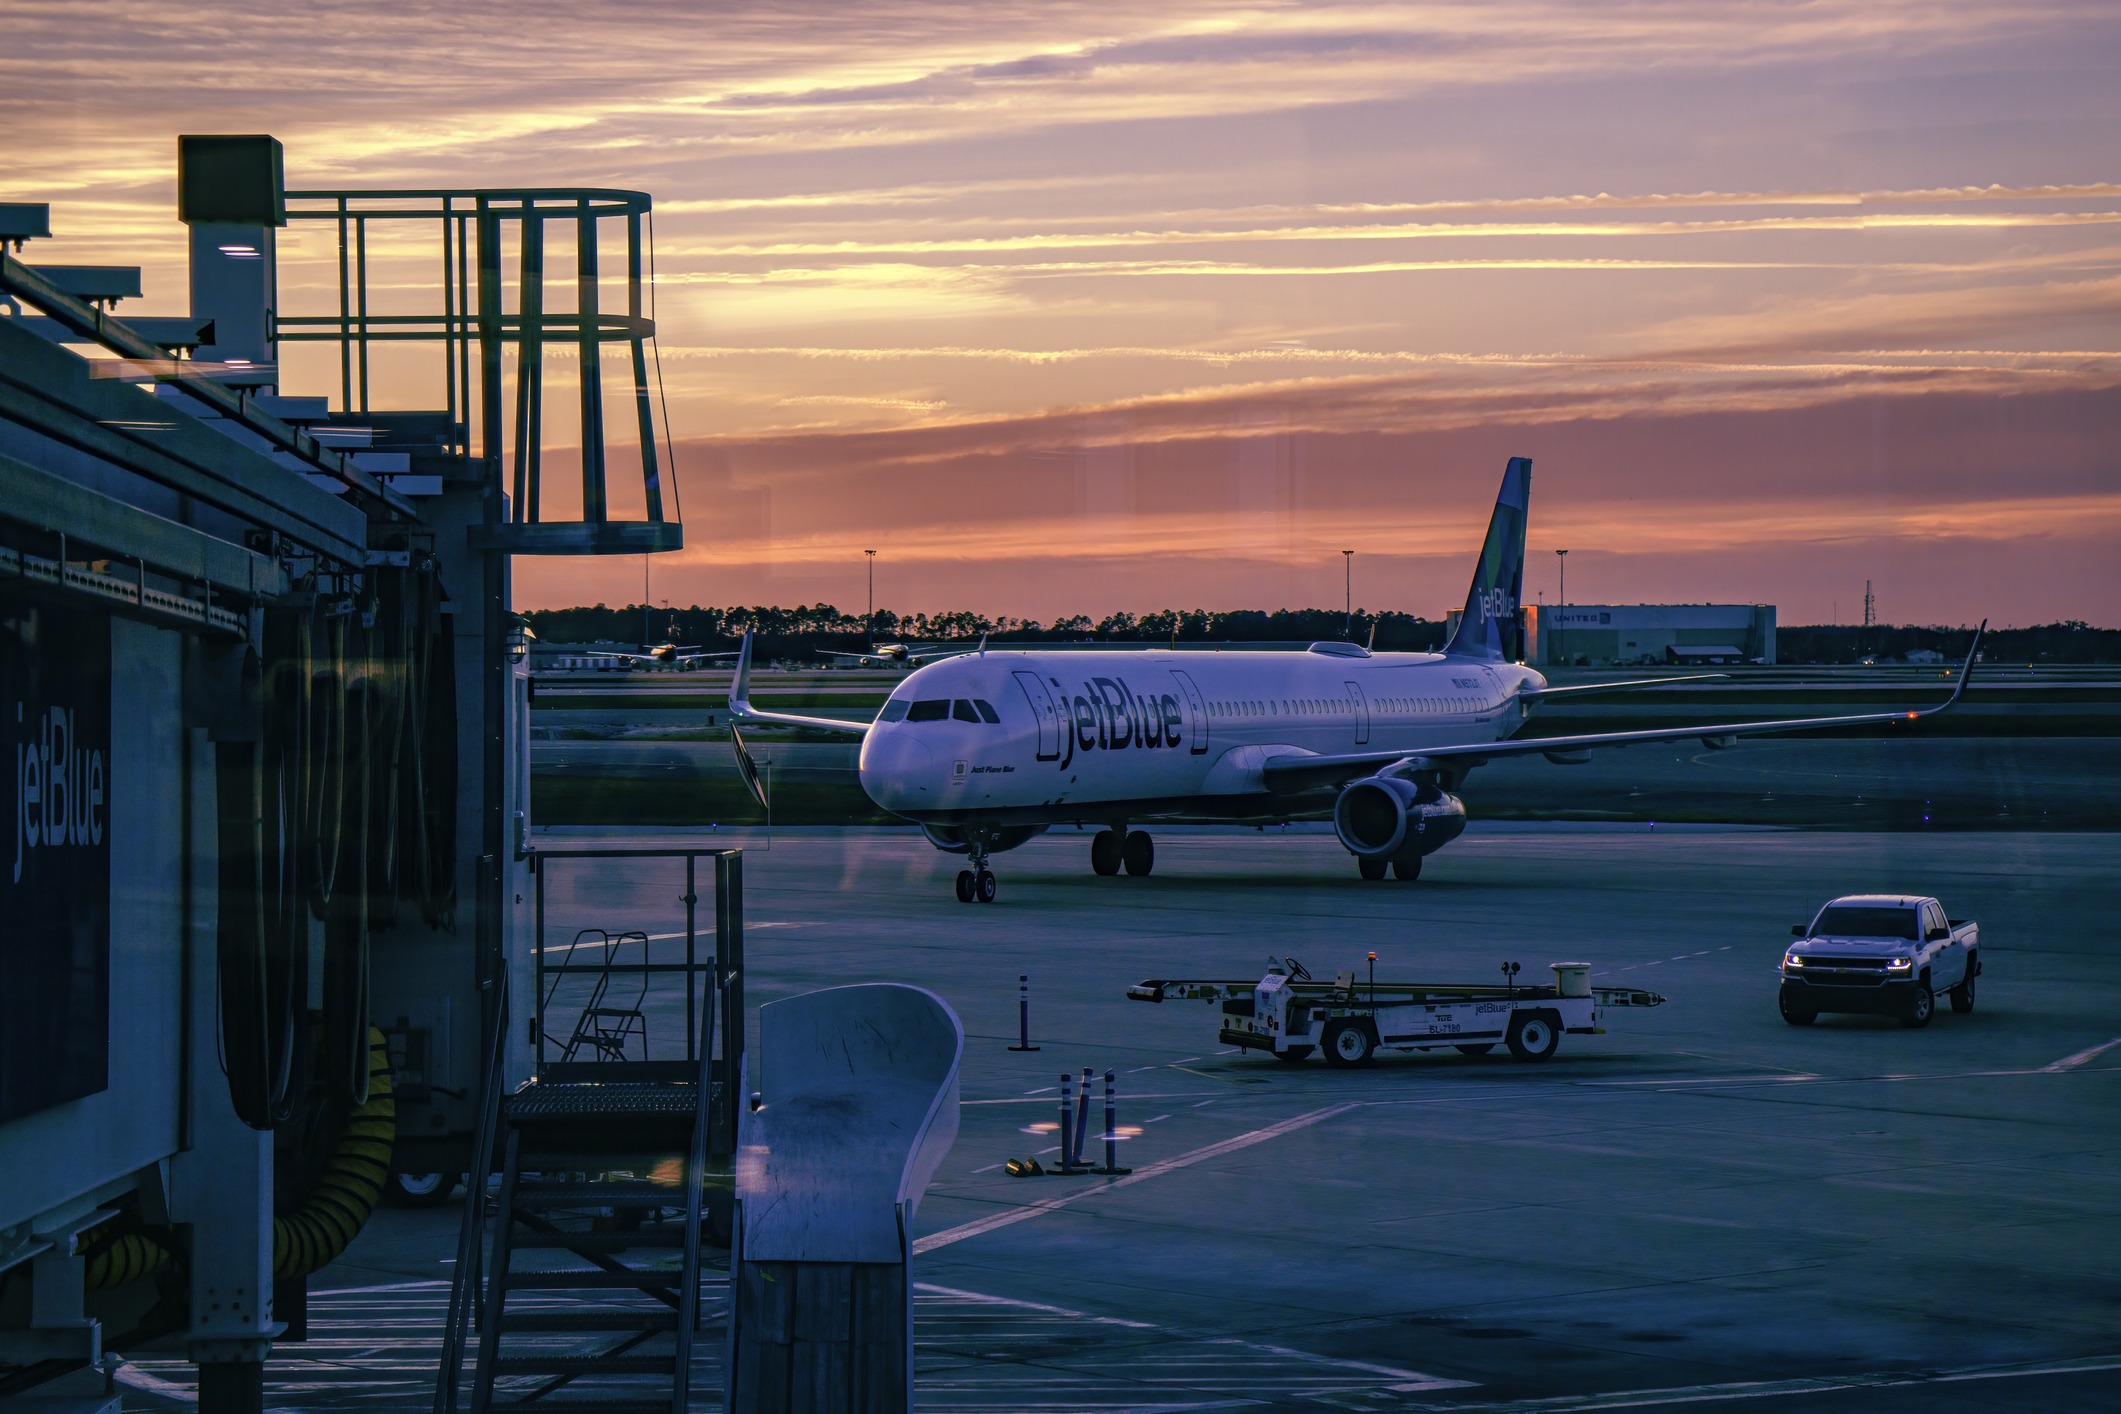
[527,846,745,1156]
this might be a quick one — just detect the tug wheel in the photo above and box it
[1324,1019,1376,1068]
[1506,1011,1561,1062]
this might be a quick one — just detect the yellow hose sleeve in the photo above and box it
[273,1027,396,1279]
[84,1027,396,1291]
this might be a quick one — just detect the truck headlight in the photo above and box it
[1887,956,1913,972]
[1783,952,1804,969]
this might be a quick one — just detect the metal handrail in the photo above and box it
[433,983,510,1414]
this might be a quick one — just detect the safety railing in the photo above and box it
[527,847,745,1155]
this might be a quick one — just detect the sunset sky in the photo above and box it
[7,1,2119,625]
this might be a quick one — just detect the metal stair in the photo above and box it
[435,848,745,1414]
[468,1082,718,1413]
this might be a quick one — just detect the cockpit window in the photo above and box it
[879,699,911,722]
[906,699,949,722]
[973,698,1001,723]
[952,698,980,723]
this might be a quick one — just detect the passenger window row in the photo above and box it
[883,697,1001,724]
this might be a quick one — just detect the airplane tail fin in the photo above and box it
[1442,456,1531,661]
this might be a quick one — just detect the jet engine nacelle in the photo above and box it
[920,823,1048,855]
[1332,775,1467,860]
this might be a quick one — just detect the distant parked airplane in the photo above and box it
[729,457,1981,903]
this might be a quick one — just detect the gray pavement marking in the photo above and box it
[913,1103,1359,1255]
[1405,1352,2121,1412]
[2041,1035,2121,1071]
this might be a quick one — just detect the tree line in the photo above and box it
[522,604,2121,664]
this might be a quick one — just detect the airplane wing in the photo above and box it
[670,650,740,667]
[1261,625,1983,795]
[1517,672,1727,698]
[727,632,873,735]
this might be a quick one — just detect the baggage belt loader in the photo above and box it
[1129,958,1665,1066]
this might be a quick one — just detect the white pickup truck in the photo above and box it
[1779,894,1979,1029]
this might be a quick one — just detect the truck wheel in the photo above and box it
[1506,1012,1561,1062]
[1949,963,1977,1014]
[1778,984,1817,1026]
[1453,1043,1495,1056]
[1898,981,1935,1029]
[1357,857,1388,881]
[1275,1046,1314,1063]
[1324,1019,1375,1067]
[383,1171,459,1209]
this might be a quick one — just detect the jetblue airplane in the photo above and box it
[728,457,1980,902]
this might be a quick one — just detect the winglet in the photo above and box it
[978,632,988,658]
[730,630,754,716]
[1941,620,1984,710]
[1916,619,1984,718]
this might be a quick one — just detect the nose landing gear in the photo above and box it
[954,834,1000,903]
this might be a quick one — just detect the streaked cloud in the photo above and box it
[11,1,2119,621]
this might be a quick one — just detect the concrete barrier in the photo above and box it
[730,983,961,1412]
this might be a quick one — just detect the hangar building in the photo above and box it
[1521,603,1776,666]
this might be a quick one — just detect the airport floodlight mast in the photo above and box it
[1343,549,1354,639]
[866,549,877,649]
[1556,549,1568,665]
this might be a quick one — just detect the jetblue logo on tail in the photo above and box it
[1443,456,1531,662]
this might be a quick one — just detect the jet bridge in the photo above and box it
[0,135,686,1412]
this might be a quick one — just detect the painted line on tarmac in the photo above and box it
[1427,1352,2121,1411]
[965,1091,1220,1106]
[2042,1036,2121,1071]
[913,1102,1358,1255]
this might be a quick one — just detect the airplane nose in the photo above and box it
[859,728,934,811]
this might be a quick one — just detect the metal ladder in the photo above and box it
[435,848,744,1414]
[467,1077,719,1413]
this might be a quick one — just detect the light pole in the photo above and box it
[865,549,876,649]
[1554,549,1568,667]
[1343,550,1354,640]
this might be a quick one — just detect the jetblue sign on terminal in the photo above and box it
[1,592,111,1123]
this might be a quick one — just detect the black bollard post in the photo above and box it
[1057,1071,1074,1168]
[1073,1068,1092,1166]
[1097,1068,1132,1175]
[1009,974,1040,1051]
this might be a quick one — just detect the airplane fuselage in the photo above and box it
[857,646,1548,826]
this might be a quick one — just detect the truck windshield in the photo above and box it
[1810,906,1919,940]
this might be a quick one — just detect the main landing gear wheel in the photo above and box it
[1392,854,1423,881]
[1357,856,1388,881]
[1324,1019,1376,1068]
[1506,1011,1561,1062]
[1123,830,1155,876]
[975,869,998,904]
[1090,829,1123,876]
